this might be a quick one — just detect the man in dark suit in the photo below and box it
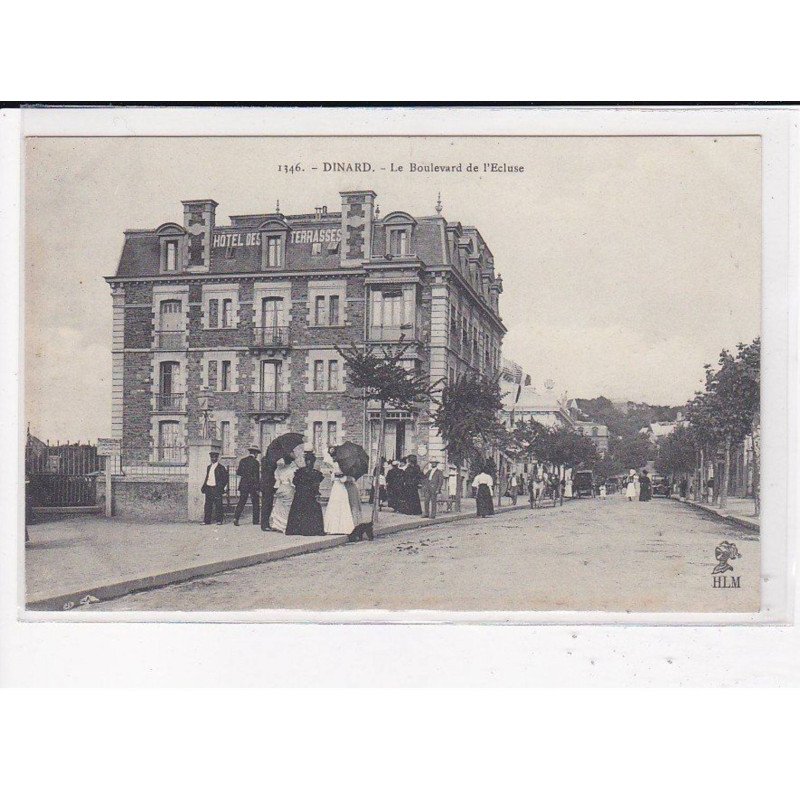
[233,446,261,526]
[201,450,229,525]
[421,459,445,518]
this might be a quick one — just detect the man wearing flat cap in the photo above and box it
[234,446,261,526]
[201,449,229,525]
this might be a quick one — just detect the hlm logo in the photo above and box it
[712,541,741,589]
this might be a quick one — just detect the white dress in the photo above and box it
[626,478,638,499]
[323,455,355,535]
[270,461,298,532]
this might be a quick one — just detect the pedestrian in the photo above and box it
[626,469,638,502]
[285,451,325,536]
[422,459,444,518]
[269,454,298,533]
[385,460,403,511]
[260,454,278,531]
[639,469,652,502]
[447,465,458,511]
[472,465,495,518]
[201,449,228,525]
[680,477,688,499]
[508,473,519,505]
[599,483,607,499]
[401,454,424,515]
[233,445,261,526]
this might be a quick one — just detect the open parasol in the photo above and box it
[332,441,369,480]
[265,432,305,464]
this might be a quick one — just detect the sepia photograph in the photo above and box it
[21,127,770,616]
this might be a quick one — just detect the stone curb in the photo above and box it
[673,496,760,533]
[27,504,529,612]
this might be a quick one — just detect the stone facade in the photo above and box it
[106,191,505,470]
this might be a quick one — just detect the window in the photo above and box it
[159,361,179,397]
[313,360,324,391]
[326,421,338,448]
[165,241,178,271]
[370,286,415,339]
[314,296,325,325]
[313,421,324,454]
[220,421,231,456]
[158,299,183,348]
[208,299,219,329]
[267,236,282,267]
[207,360,218,391]
[389,228,409,256]
[158,420,180,462]
[328,295,340,326]
[221,298,233,328]
[448,367,455,384]
[328,360,339,391]
[220,360,232,391]
[259,420,277,452]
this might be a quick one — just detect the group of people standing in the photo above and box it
[380,455,446,519]
[201,444,370,541]
[624,468,652,502]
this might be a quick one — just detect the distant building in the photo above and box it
[573,420,609,453]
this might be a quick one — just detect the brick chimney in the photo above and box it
[182,199,218,272]
[339,191,376,266]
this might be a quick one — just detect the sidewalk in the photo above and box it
[25,497,524,611]
[675,496,759,533]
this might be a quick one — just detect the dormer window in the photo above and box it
[389,228,409,256]
[165,241,178,271]
[267,236,282,267]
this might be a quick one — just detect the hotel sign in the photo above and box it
[212,229,342,249]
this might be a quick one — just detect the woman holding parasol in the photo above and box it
[323,442,372,540]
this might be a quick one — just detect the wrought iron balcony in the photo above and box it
[249,391,291,414]
[153,330,184,350]
[155,393,185,412]
[253,326,290,349]
[367,324,416,342]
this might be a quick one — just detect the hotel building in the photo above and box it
[106,191,505,474]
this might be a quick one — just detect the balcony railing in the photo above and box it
[154,330,184,349]
[368,324,416,342]
[155,393,185,412]
[253,326,290,348]
[249,392,291,413]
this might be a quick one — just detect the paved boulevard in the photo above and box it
[84,497,760,613]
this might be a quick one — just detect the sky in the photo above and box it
[24,135,761,441]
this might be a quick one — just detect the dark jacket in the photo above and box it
[260,457,277,495]
[236,455,260,493]
[201,462,229,495]
[424,467,445,495]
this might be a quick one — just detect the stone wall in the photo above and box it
[111,476,188,522]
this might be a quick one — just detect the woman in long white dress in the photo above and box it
[269,456,298,532]
[625,469,638,502]
[323,449,355,535]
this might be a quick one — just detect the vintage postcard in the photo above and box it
[20,109,791,621]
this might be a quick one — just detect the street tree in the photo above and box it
[432,372,506,510]
[686,338,760,509]
[336,339,436,524]
[655,425,696,478]
[607,432,654,476]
